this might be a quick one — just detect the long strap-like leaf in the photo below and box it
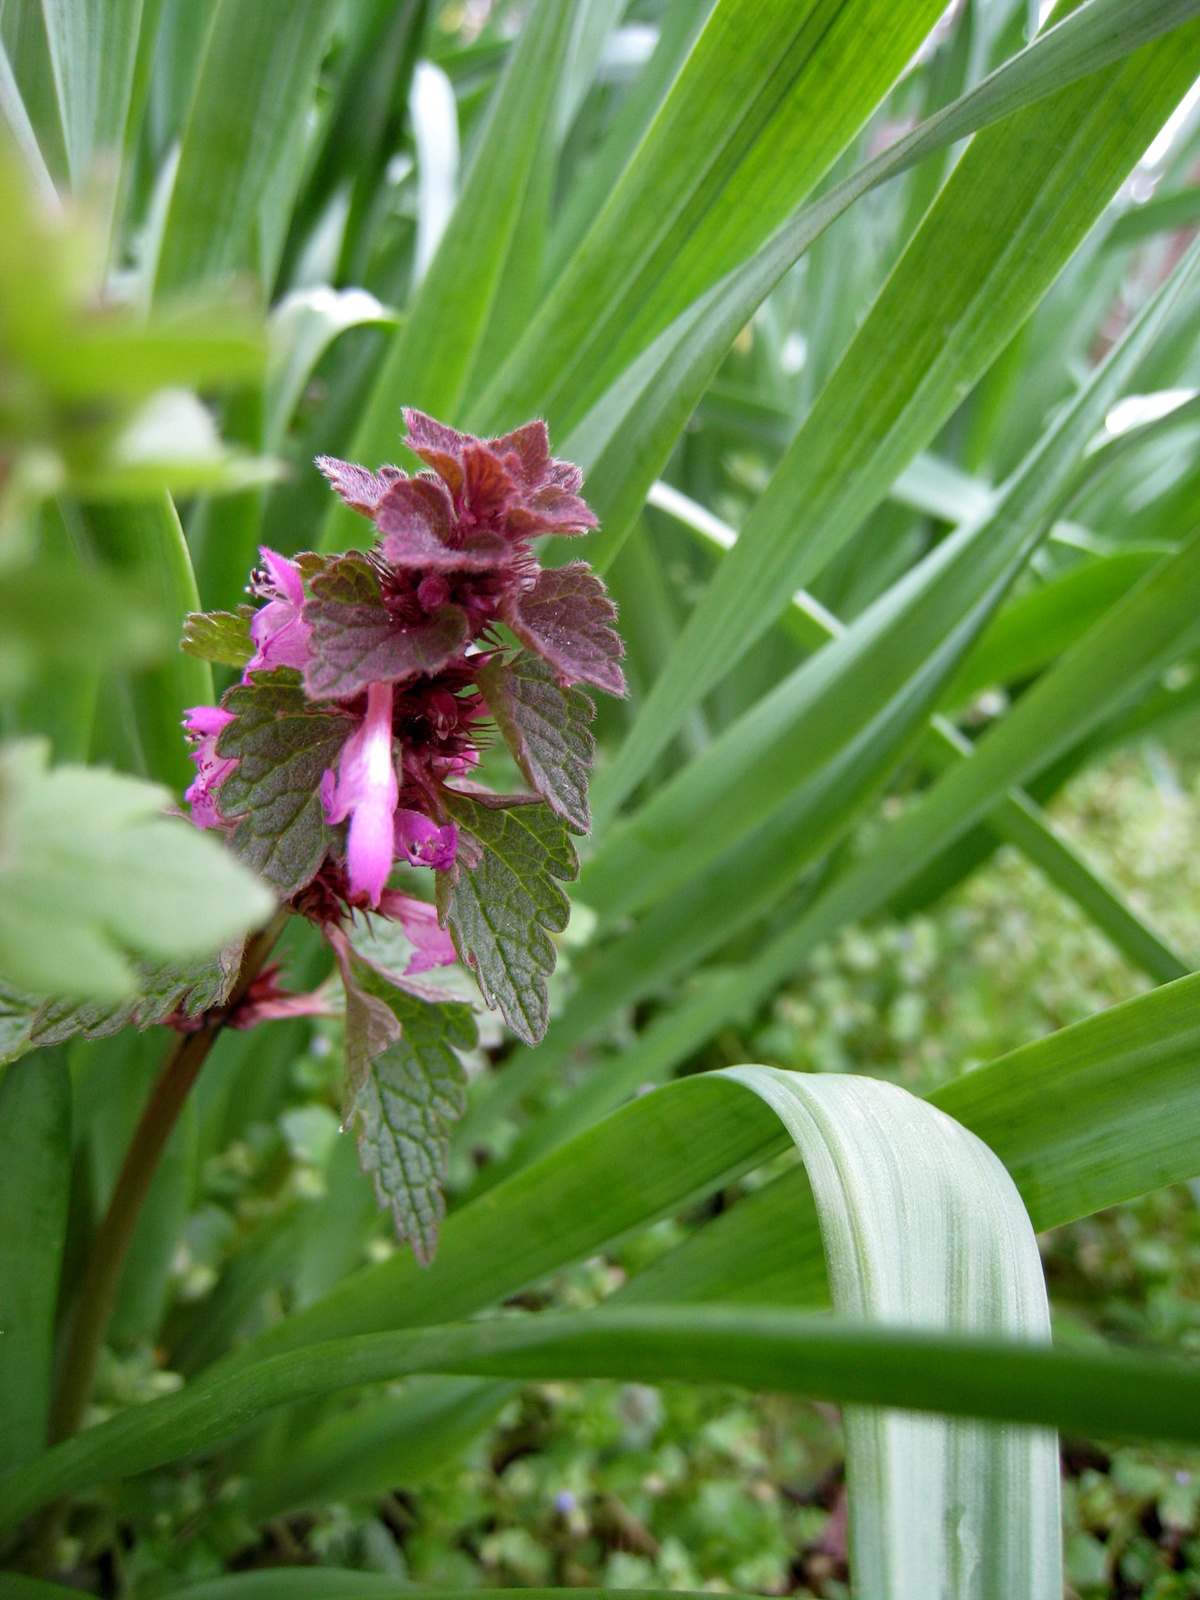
[722,1068,1059,1599]
[0,1068,1062,1600]
[0,1049,71,1476]
[327,0,581,529]
[587,6,1200,819]
[152,0,341,296]
[648,482,1188,981]
[475,0,947,438]
[5,1304,1199,1529]
[467,225,1200,1134]
[40,0,145,215]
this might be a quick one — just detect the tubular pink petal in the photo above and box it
[183,705,239,827]
[184,705,235,738]
[378,891,458,973]
[259,546,305,607]
[394,808,457,871]
[246,548,312,675]
[324,681,399,906]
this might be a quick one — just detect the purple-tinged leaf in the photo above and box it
[403,410,472,496]
[504,485,597,540]
[402,409,597,539]
[375,477,511,571]
[217,669,356,896]
[436,791,577,1045]
[477,652,594,834]
[316,456,404,516]
[491,419,556,483]
[506,563,625,696]
[181,608,254,668]
[303,554,468,701]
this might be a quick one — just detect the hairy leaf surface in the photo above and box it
[349,965,473,1264]
[218,669,355,895]
[437,792,577,1043]
[303,554,467,700]
[182,608,255,669]
[477,652,595,833]
[507,563,625,697]
[26,948,241,1055]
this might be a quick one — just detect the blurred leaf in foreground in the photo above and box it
[0,739,275,999]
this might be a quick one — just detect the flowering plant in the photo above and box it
[180,410,623,1257]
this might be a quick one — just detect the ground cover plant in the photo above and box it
[7,0,1200,1595]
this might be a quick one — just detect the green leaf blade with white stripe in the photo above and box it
[0,1066,1062,1600]
[720,1067,1060,1600]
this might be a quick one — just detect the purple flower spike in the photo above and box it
[183,705,237,828]
[322,681,399,907]
[378,890,457,973]
[246,547,312,675]
[394,807,457,871]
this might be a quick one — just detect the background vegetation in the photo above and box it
[6,0,1200,1595]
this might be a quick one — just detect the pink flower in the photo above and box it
[394,808,457,871]
[321,681,398,906]
[378,891,458,973]
[247,548,311,674]
[183,706,237,828]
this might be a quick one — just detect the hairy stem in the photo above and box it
[48,908,291,1449]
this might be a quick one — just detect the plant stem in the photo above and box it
[48,908,291,1448]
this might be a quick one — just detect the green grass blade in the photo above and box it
[68,492,212,788]
[1,1574,418,1600]
[543,0,718,285]
[216,1076,787,1362]
[153,0,342,296]
[941,548,1165,710]
[592,17,1200,820]
[0,35,55,202]
[279,0,428,291]
[245,1376,516,1519]
[556,0,1200,590]
[933,969,1200,1229]
[653,486,1192,981]
[755,524,1200,983]
[0,1049,71,1475]
[40,0,143,211]
[0,0,68,185]
[327,0,580,532]
[1107,184,1200,248]
[8,1304,1200,1529]
[579,348,1128,924]
[473,0,947,439]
